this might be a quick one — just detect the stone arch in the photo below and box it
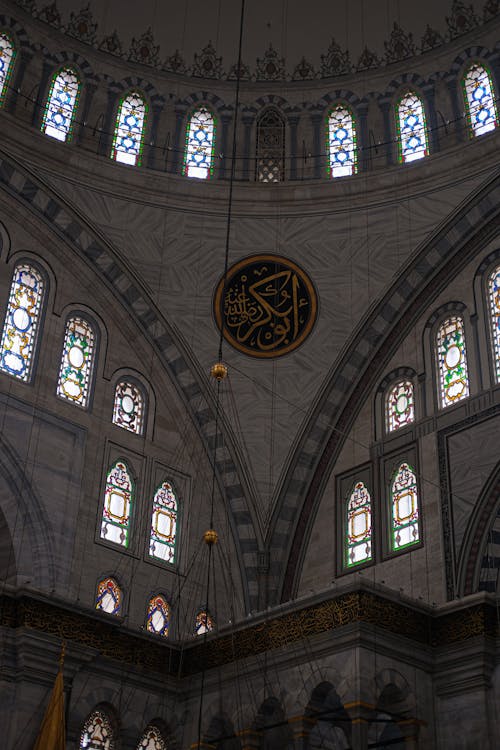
[73,700,120,749]
[368,675,413,750]
[110,75,165,107]
[305,681,351,748]
[0,14,32,53]
[375,366,417,440]
[254,696,293,750]
[204,712,241,750]
[180,91,228,114]
[383,72,430,100]
[45,49,99,85]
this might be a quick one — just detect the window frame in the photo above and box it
[182,104,217,180]
[111,375,148,437]
[255,106,286,183]
[94,574,124,618]
[0,31,17,108]
[41,65,82,143]
[56,310,99,411]
[395,88,429,164]
[325,102,358,178]
[461,59,499,139]
[144,591,172,638]
[381,443,423,560]
[110,89,149,167]
[336,462,374,575]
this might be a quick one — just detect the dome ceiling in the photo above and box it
[13,0,494,80]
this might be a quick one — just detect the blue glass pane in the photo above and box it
[398,92,428,162]
[184,107,215,179]
[112,92,147,166]
[42,68,80,142]
[464,63,498,136]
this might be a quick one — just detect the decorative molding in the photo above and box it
[384,23,416,64]
[256,43,286,81]
[192,41,223,79]
[320,39,351,78]
[65,3,97,46]
[128,26,160,68]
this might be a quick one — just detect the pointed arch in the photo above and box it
[112,379,146,435]
[436,315,469,408]
[79,704,117,748]
[345,481,372,568]
[386,380,415,432]
[462,61,498,137]
[390,463,419,552]
[100,460,134,548]
[95,577,122,616]
[183,106,216,179]
[256,108,285,182]
[194,610,215,635]
[41,67,81,142]
[396,90,428,162]
[149,480,178,564]
[326,104,357,177]
[487,263,500,382]
[111,90,148,166]
[0,262,45,382]
[0,32,16,107]
[57,314,96,408]
[146,594,171,638]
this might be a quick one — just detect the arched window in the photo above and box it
[57,315,96,408]
[146,594,171,638]
[0,33,16,107]
[396,91,428,163]
[111,91,147,166]
[327,104,357,177]
[463,62,498,137]
[149,481,178,564]
[112,380,145,434]
[100,460,134,547]
[183,107,216,179]
[194,610,214,635]
[488,264,500,382]
[390,463,420,551]
[80,707,116,749]
[256,109,285,182]
[0,263,44,382]
[137,725,167,750]
[345,481,372,567]
[41,67,81,142]
[436,316,469,408]
[95,577,122,616]
[386,380,414,432]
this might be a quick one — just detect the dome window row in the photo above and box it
[94,576,214,639]
[1,30,498,180]
[80,706,171,750]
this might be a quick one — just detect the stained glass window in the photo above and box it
[100,461,134,547]
[0,263,44,382]
[345,482,372,567]
[436,316,469,408]
[41,67,80,142]
[80,709,116,749]
[463,62,498,137]
[327,105,357,177]
[146,595,170,638]
[149,481,178,564]
[396,91,428,163]
[57,316,95,408]
[183,107,216,179]
[137,726,167,750]
[95,578,122,616]
[194,610,214,635]
[112,380,145,434]
[0,33,16,107]
[386,380,415,432]
[111,91,147,166]
[256,109,285,182]
[488,265,500,382]
[390,463,419,551]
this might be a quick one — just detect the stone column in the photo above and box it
[171,102,188,175]
[445,77,465,141]
[288,112,300,180]
[357,103,370,172]
[309,109,323,179]
[32,59,52,129]
[7,48,34,116]
[241,111,255,181]
[238,729,261,750]
[75,83,97,146]
[379,99,395,166]
[345,701,374,750]
[288,715,315,750]
[218,109,232,180]
[423,84,439,154]
[98,89,119,156]
[146,103,164,170]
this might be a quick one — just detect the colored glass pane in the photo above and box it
[137,726,167,750]
[0,264,44,382]
[149,481,178,563]
[391,463,419,551]
[256,109,285,182]
[397,91,428,163]
[488,265,500,382]
[100,461,133,547]
[436,316,469,408]
[327,105,357,177]
[194,610,214,635]
[0,33,16,107]
[41,67,80,142]
[386,380,414,432]
[57,316,95,407]
[112,380,144,434]
[146,595,170,638]
[95,578,122,616]
[463,63,498,137]
[183,107,215,179]
[111,91,147,166]
[80,709,115,749]
[345,481,372,567]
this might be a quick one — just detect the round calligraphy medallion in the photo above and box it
[213,254,318,358]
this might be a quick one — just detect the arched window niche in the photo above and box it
[436,315,470,408]
[112,377,146,435]
[326,103,357,177]
[345,481,372,568]
[0,32,16,108]
[386,379,415,432]
[183,106,216,179]
[487,262,500,383]
[79,704,117,749]
[149,480,179,565]
[100,459,135,548]
[146,593,171,638]
[57,314,97,409]
[396,90,429,163]
[136,724,168,750]
[111,90,148,166]
[41,66,81,142]
[389,462,420,552]
[462,61,498,137]
[0,261,46,383]
[194,609,215,635]
[95,576,123,616]
[256,108,285,182]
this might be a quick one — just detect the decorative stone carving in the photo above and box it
[256,43,286,81]
[483,0,500,21]
[98,30,123,58]
[37,2,61,28]
[420,24,445,52]
[227,61,251,81]
[356,46,380,72]
[192,41,223,79]
[128,27,160,67]
[292,57,316,81]
[163,49,187,75]
[446,1,479,38]
[66,4,97,46]
[384,22,415,63]
[320,38,351,77]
